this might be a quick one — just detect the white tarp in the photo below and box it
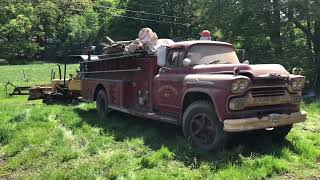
[127,28,174,54]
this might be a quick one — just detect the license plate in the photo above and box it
[255,96,280,103]
[269,113,281,123]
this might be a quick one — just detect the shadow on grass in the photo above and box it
[303,99,319,105]
[74,107,295,167]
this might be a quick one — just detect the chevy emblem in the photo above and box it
[269,113,280,123]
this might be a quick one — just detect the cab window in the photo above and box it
[187,45,240,65]
[166,49,185,67]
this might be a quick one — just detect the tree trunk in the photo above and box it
[305,0,313,57]
[312,19,320,88]
[270,0,282,58]
[313,20,320,62]
[287,3,295,42]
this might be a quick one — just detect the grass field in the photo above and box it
[0,64,319,179]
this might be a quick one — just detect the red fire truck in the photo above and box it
[80,40,307,151]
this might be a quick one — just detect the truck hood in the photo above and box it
[192,64,290,78]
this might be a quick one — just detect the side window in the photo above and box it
[166,49,184,68]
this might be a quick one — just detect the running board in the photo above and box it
[109,105,179,125]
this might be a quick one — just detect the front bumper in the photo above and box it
[223,111,307,132]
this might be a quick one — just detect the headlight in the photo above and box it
[229,97,246,110]
[231,79,249,94]
[290,77,305,91]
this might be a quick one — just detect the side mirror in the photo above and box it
[156,46,166,67]
[183,58,192,67]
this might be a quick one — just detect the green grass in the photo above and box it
[0,64,319,179]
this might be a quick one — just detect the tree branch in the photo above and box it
[292,19,313,39]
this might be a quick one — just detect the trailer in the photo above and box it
[4,63,81,103]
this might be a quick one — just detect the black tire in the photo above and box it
[96,90,109,119]
[182,101,226,151]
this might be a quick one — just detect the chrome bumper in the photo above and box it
[223,111,307,132]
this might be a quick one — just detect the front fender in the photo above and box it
[182,74,250,122]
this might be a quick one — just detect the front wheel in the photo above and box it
[96,90,109,119]
[182,101,226,151]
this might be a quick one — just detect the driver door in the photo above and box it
[153,48,186,116]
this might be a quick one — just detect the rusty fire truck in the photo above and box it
[80,40,306,151]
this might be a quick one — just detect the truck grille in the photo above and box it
[252,78,287,86]
[251,87,286,97]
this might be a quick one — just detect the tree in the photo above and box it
[56,7,100,56]
[284,0,320,87]
[36,1,60,52]
[107,0,199,40]
[93,0,120,41]
[0,3,41,61]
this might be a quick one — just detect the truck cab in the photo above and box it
[80,40,306,151]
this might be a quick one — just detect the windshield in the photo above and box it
[187,45,240,65]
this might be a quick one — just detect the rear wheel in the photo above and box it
[96,90,109,119]
[182,101,226,151]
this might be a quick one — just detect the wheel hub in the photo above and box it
[190,113,216,145]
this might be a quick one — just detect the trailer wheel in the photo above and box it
[96,90,109,119]
[182,101,226,151]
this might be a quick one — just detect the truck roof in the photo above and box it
[170,40,234,49]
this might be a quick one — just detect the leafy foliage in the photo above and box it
[0,3,41,60]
